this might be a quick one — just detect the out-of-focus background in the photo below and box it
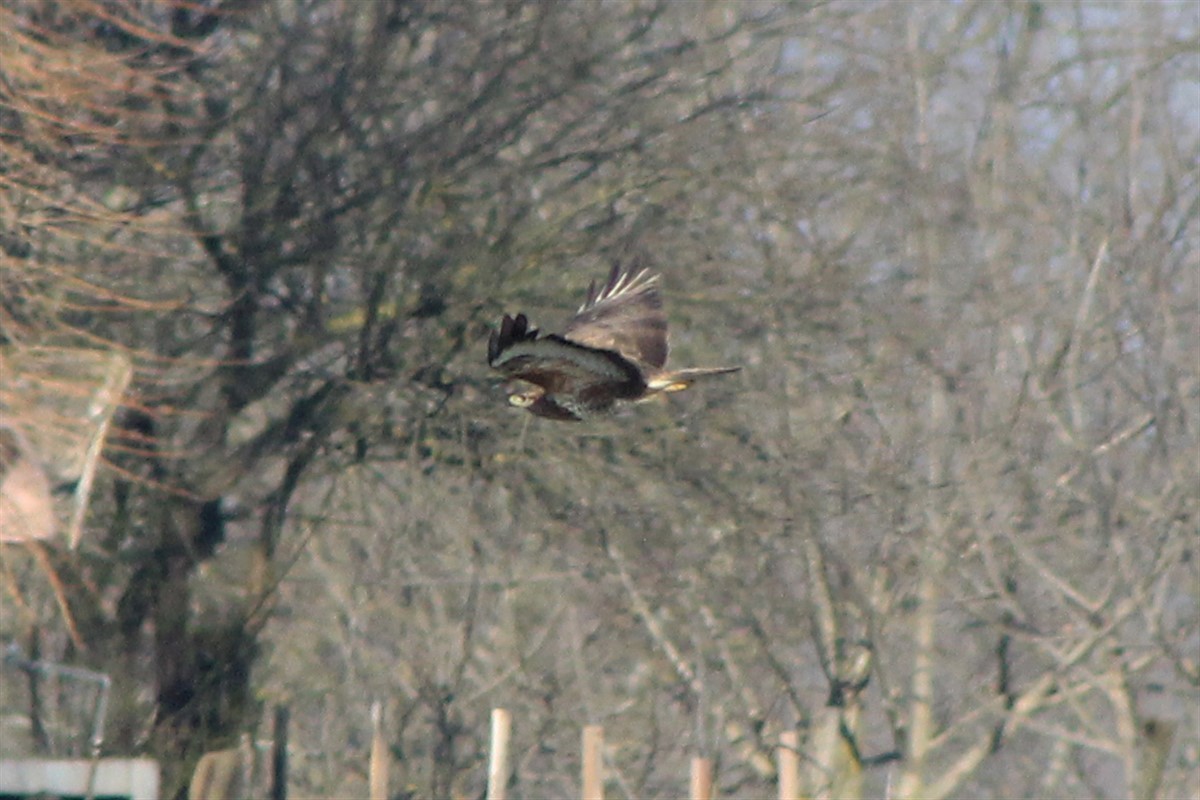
[1,2,1196,798]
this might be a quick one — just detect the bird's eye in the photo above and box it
[509,394,534,407]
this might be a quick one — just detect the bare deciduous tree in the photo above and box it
[1,2,1195,800]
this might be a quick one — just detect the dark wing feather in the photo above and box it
[562,265,668,369]
[489,313,645,395]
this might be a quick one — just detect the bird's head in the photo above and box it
[505,386,582,421]
[508,390,539,409]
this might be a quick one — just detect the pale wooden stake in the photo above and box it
[487,707,512,800]
[777,730,800,800]
[581,724,604,800]
[690,756,713,800]
[369,702,388,800]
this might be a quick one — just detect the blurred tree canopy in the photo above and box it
[1,1,1197,799]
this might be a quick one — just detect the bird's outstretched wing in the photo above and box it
[488,313,643,395]
[562,265,668,369]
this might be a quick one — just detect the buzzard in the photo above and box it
[487,265,739,421]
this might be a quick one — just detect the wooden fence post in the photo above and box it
[777,730,799,800]
[487,707,512,800]
[690,756,713,800]
[369,702,388,800]
[581,724,604,800]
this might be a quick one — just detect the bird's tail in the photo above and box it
[646,366,740,394]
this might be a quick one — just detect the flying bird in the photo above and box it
[487,265,739,421]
